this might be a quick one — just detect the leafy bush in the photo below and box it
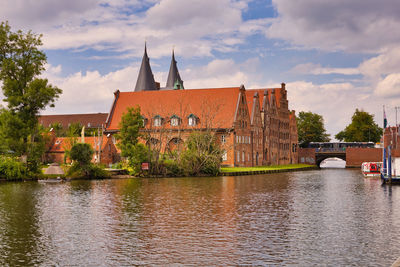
[127,143,150,176]
[163,158,184,177]
[70,143,93,166]
[67,162,110,179]
[0,156,26,180]
[66,143,109,179]
[180,131,222,176]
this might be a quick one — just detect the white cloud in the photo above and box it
[43,65,138,114]
[41,58,251,114]
[267,0,400,53]
[2,0,268,59]
[359,47,400,79]
[285,80,391,138]
[291,63,360,75]
[375,73,400,98]
[0,0,100,31]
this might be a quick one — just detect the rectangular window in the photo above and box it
[222,151,227,161]
[242,151,245,162]
[237,151,240,162]
[154,118,162,127]
[221,135,226,144]
[188,117,196,126]
[171,118,179,126]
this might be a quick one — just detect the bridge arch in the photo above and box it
[315,154,346,168]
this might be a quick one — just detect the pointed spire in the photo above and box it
[134,43,157,92]
[166,49,184,89]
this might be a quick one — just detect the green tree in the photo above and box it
[68,142,109,178]
[0,22,62,172]
[67,122,82,137]
[296,111,330,147]
[116,106,143,157]
[49,122,64,136]
[335,109,382,142]
[115,106,148,175]
[181,131,223,176]
[70,143,93,166]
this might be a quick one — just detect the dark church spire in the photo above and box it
[165,49,184,89]
[134,43,157,92]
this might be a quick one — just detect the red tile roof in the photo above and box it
[39,113,108,129]
[48,136,108,153]
[106,87,242,131]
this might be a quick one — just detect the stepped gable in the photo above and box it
[38,113,108,129]
[165,50,184,90]
[134,44,157,91]
[106,87,241,131]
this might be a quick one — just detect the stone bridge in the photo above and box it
[315,151,346,167]
[298,146,382,168]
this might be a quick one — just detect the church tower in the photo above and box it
[134,44,158,92]
[165,50,184,90]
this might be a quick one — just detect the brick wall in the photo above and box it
[298,148,316,165]
[345,148,382,167]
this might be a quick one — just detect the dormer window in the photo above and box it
[141,115,148,127]
[153,115,162,127]
[170,115,180,126]
[188,114,197,126]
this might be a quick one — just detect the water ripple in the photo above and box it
[1,170,400,266]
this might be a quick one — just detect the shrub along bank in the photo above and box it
[0,156,27,180]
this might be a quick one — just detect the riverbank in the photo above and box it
[0,164,318,182]
[220,164,318,176]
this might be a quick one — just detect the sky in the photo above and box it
[1,0,400,138]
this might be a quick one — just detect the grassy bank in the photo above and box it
[220,164,316,174]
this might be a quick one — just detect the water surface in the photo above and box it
[1,169,399,266]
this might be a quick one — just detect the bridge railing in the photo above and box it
[315,147,347,153]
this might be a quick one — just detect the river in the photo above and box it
[1,167,400,266]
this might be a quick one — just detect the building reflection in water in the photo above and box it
[2,170,400,266]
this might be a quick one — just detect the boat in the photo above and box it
[381,146,400,184]
[38,177,64,183]
[361,162,382,177]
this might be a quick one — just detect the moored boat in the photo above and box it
[361,162,382,177]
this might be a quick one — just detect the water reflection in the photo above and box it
[1,170,400,266]
[0,182,42,266]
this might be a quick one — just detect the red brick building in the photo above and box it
[104,48,298,167]
[45,135,119,166]
[384,126,400,157]
[39,113,108,129]
[40,113,119,165]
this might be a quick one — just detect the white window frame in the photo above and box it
[222,151,227,161]
[171,117,179,126]
[188,116,196,126]
[154,117,162,127]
